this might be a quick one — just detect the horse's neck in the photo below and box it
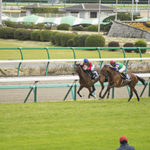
[107,69,115,80]
[78,70,89,81]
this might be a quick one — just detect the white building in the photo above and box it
[64,3,115,19]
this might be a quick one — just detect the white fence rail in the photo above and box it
[0,57,150,63]
[0,73,149,83]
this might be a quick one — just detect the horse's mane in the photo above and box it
[103,64,115,72]
[104,64,110,67]
[75,63,84,72]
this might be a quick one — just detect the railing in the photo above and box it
[0,47,149,76]
[0,76,149,103]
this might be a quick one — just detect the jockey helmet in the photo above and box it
[110,60,115,65]
[84,58,88,63]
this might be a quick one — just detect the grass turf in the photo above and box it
[0,39,150,60]
[0,98,150,150]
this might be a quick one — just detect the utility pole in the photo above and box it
[148,0,150,21]
[135,0,139,12]
[131,0,134,22]
[115,0,118,21]
[0,0,2,25]
[98,0,101,34]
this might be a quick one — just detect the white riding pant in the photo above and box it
[91,65,95,71]
[118,65,126,73]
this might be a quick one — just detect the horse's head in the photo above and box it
[74,63,83,74]
[101,64,114,75]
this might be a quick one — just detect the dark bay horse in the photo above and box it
[75,64,102,98]
[100,65,146,102]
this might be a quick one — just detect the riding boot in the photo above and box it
[92,71,99,79]
[86,70,93,79]
[121,72,131,81]
[120,72,126,80]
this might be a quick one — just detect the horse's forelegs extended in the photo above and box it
[133,88,140,101]
[77,86,83,97]
[128,88,133,102]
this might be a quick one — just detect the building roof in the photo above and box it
[65,3,115,12]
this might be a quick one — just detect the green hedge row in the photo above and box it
[0,27,147,53]
[107,41,147,53]
[4,21,112,32]
[0,27,106,47]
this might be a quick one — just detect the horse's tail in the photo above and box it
[136,75,146,85]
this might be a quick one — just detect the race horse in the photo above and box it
[100,65,146,102]
[74,64,103,98]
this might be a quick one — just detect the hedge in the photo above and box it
[40,30,52,42]
[134,40,147,53]
[14,28,31,40]
[85,34,105,47]
[31,31,41,41]
[57,24,70,31]
[73,34,88,47]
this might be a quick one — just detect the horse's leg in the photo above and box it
[106,89,110,99]
[77,85,84,97]
[99,82,104,98]
[88,87,95,98]
[133,88,140,101]
[128,87,133,102]
[101,85,111,99]
[92,85,95,93]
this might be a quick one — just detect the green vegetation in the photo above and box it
[57,24,71,31]
[0,39,149,60]
[0,98,150,150]
[85,34,105,47]
[134,40,147,54]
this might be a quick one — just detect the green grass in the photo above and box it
[0,39,150,60]
[0,98,150,150]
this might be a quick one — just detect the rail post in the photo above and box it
[45,47,50,76]
[121,47,126,63]
[24,86,34,103]
[72,47,76,67]
[138,47,142,60]
[149,82,150,97]
[33,84,38,103]
[73,80,77,100]
[97,47,103,69]
[17,47,24,77]
[140,82,148,97]
[112,87,115,99]
[24,81,38,103]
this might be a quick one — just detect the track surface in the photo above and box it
[0,77,149,103]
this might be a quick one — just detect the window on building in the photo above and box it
[90,12,97,18]
[71,11,79,17]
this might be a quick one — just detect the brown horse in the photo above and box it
[100,65,146,102]
[74,64,102,98]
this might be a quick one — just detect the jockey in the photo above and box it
[110,60,130,81]
[82,58,99,79]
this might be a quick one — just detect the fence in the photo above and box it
[0,75,149,103]
[0,46,150,102]
[0,47,149,76]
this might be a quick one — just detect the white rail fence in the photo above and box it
[0,57,149,102]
